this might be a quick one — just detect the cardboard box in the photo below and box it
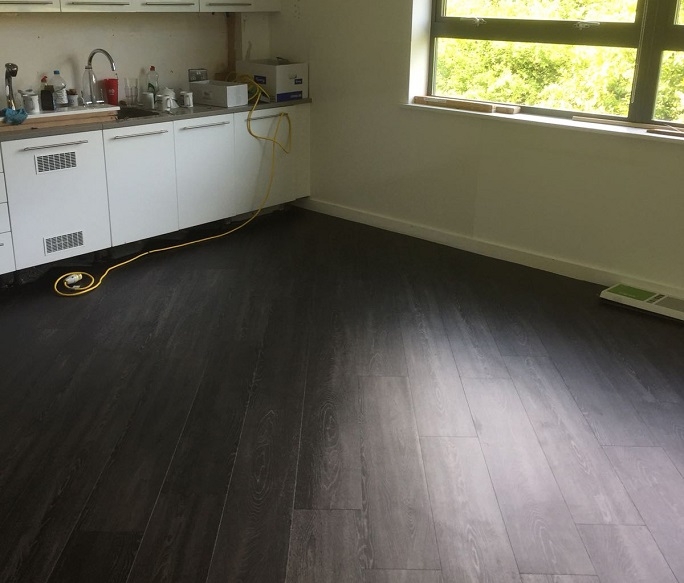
[236,59,308,103]
[189,81,248,108]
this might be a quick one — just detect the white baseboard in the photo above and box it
[296,198,684,299]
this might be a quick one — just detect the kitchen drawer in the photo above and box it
[0,203,9,233]
[0,231,15,275]
[0,174,6,203]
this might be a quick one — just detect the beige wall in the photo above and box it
[271,0,684,296]
[0,11,229,105]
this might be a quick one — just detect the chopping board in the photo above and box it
[0,105,120,133]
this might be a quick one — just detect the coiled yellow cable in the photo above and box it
[54,80,291,297]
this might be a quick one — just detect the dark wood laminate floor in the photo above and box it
[1,207,683,583]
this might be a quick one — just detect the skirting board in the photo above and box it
[295,198,684,299]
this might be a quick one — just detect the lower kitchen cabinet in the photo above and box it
[233,103,310,215]
[103,122,178,246]
[0,131,111,270]
[174,114,236,229]
[0,232,15,275]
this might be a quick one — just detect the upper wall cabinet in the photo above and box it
[61,0,134,11]
[199,0,279,12]
[133,0,199,11]
[61,0,199,9]
[0,0,59,12]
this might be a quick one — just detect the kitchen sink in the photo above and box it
[116,107,161,120]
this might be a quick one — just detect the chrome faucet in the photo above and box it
[82,49,116,105]
[5,63,18,110]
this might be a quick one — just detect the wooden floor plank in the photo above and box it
[505,356,641,525]
[578,525,677,583]
[364,570,443,583]
[47,531,141,583]
[533,309,655,446]
[295,302,362,510]
[634,402,684,477]
[439,282,510,380]
[360,376,440,570]
[520,576,598,583]
[421,436,520,583]
[204,287,311,583]
[605,446,684,581]
[285,509,363,583]
[400,280,476,437]
[463,378,594,575]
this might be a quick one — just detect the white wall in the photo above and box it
[271,0,684,296]
[0,11,229,106]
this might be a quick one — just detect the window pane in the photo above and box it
[444,0,637,22]
[655,51,684,122]
[434,39,636,116]
[678,1,684,24]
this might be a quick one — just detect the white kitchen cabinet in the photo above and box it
[0,160,12,276]
[132,0,198,11]
[103,122,178,246]
[0,0,59,12]
[233,103,310,215]
[199,0,278,12]
[0,131,111,270]
[0,232,15,274]
[174,114,236,229]
[60,0,134,10]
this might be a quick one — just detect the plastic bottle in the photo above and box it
[146,66,159,99]
[50,70,68,107]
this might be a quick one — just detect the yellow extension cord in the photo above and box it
[53,79,292,297]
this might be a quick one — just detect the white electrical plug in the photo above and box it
[64,274,83,286]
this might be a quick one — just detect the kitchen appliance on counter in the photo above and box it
[189,81,248,108]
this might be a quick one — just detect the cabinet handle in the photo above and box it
[245,113,288,122]
[67,1,131,4]
[180,121,231,130]
[143,1,195,4]
[0,1,54,4]
[22,140,89,152]
[0,242,4,247]
[113,129,169,140]
[206,2,251,5]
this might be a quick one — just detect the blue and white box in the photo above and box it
[236,59,308,103]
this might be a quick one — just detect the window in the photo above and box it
[429,0,684,123]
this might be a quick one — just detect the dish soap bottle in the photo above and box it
[50,70,68,107]
[146,66,159,100]
[40,74,55,111]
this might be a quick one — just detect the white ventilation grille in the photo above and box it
[36,152,77,173]
[44,231,84,255]
[600,284,684,322]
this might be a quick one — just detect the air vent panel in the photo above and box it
[36,152,77,174]
[45,231,84,255]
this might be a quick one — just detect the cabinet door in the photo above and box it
[60,0,133,11]
[0,131,111,270]
[174,114,235,229]
[0,0,59,12]
[0,232,15,275]
[133,0,198,11]
[233,104,310,215]
[103,122,178,246]
[199,0,278,11]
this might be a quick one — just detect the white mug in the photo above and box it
[180,91,193,107]
[20,91,40,113]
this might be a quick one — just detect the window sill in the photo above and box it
[402,102,684,145]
